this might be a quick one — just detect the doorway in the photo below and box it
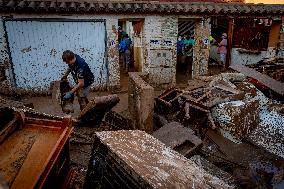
[208,17,229,75]
[118,19,144,90]
[176,19,195,85]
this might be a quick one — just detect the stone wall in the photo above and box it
[105,18,120,89]
[143,16,178,87]
[5,14,282,90]
[128,72,154,133]
[0,14,214,91]
[192,18,210,78]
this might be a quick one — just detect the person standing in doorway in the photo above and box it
[119,34,132,72]
[61,50,94,111]
[177,36,185,72]
[218,33,228,67]
[183,35,195,75]
[177,36,184,56]
[118,26,127,43]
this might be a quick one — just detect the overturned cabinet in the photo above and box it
[85,130,237,189]
[0,107,73,189]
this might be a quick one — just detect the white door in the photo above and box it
[5,20,106,90]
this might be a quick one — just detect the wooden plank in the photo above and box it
[230,63,284,95]
[214,83,240,94]
[0,117,18,144]
[226,18,234,68]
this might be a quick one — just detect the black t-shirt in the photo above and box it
[68,54,94,88]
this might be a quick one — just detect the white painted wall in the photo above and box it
[143,15,178,85]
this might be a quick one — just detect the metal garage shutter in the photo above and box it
[5,20,106,90]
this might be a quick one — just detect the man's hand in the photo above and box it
[61,76,67,81]
[63,91,74,100]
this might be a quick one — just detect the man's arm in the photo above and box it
[63,73,84,100]
[71,79,84,94]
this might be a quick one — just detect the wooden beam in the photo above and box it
[230,64,284,95]
[226,18,234,68]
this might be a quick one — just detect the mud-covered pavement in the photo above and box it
[20,90,129,188]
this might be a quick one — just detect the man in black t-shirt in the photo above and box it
[61,50,94,110]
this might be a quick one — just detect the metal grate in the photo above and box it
[178,20,195,37]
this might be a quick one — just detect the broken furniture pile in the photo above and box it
[155,73,246,132]
[230,58,284,100]
[139,70,284,188]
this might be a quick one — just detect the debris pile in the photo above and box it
[154,73,246,132]
[152,71,284,188]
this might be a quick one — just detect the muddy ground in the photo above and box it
[18,67,165,188]
[21,88,130,189]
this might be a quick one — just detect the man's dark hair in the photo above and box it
[62,50,75,62]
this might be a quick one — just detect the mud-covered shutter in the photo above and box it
[5,20,106,90]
